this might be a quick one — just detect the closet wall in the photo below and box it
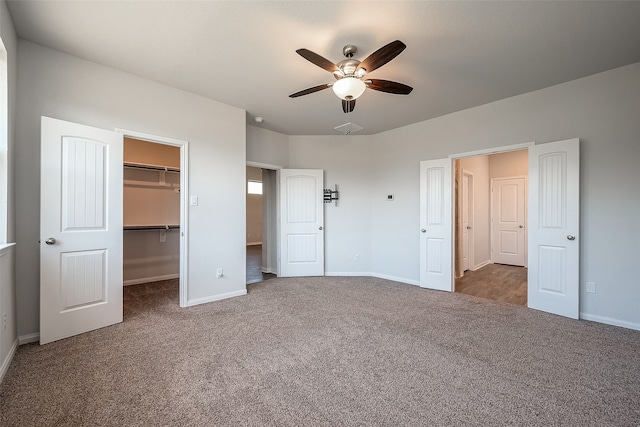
[123,137,180,285]
[246,166,263,245]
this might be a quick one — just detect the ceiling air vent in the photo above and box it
[334,122,364,135]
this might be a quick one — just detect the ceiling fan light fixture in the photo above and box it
[332,77,366,100]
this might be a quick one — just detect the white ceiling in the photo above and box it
[7,1,640,135]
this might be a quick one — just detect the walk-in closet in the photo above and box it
[123,137,180,288]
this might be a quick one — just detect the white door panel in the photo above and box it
[279,169,324,277]
[528,139,580,318]
[492,177,526,266]
[420,159,452,291]
[41,117,123,344]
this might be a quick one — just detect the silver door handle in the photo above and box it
[567,234,575,241]
[45,237,57,245]
[421,229,426,233]
[319,226,323,230]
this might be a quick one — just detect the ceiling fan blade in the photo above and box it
[366,79,413,95]
[296,49,339,73]
[342,99,356,113]
[358,40,406,73]
[289,84,332,98]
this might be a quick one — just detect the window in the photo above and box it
[247,180,262,195]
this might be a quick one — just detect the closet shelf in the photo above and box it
[124,225,180,231]
[124,162,180,173]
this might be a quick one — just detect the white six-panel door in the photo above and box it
[528,139,580,318]
[278,169,324,277]
[419,159,452,291]
[40,117,123,344]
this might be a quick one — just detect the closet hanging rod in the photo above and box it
[123,225,180,231]
[124,162,180,173]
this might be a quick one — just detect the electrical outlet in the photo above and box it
[159,231,167,243]
[216,268,223,279]
[2,312,6,331]
[354,254,360,261]
[586,282,596,293]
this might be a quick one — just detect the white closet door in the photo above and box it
[40,117,123,344]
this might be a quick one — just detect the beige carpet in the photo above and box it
[1,276,639,426]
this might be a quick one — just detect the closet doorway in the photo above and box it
[122,133,189,306]
[454,149,528,305]
[246,163,279,284]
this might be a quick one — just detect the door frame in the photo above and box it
[448,142,534,291]
[118,129,190,307]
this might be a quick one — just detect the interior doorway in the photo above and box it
[123,137,183,305]
[246,164,278,284]
[453,149,528,305]
[120,130,189,307]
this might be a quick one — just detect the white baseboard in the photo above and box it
[370,273,420,287]
[187,289,247,307]
[579,313,640,332]
[261,267,277,274]
[325,271,420,287]
[473,260,491,271]
[0,339,18,384]
[325,271,372,277]
[18,332,39,345]
[123,274,179,286]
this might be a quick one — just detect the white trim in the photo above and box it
[449,141,534,159]
[116,128,190,308]
[580,313,640,332]
[0,242,15,254]
[0,339,17,383]
[18,333,39,345]
[371,272,420,287]
[246,161,283,170]
[326,271,420,287]
[123,274,180,286]
[261,267,277,274]
[187,289,247,307]
[473,259,492,271]
[325,271,372,277]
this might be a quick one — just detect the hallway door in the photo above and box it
[278,169,324,277]
[491,177,526,266]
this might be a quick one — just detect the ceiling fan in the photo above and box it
[289,40,413,113]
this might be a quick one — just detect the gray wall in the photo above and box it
[14,41,247,337]
[0,0,18,378]
[369,62,640,329]
[247,62,640,330]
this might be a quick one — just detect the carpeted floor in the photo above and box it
[1,276,639,426]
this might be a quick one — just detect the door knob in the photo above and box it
[567,234,575,241]
[45,237,57,245]
[318,226,323,230]
[519,225,524,229]
[466,226,471,230]
[421,229,426,233]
